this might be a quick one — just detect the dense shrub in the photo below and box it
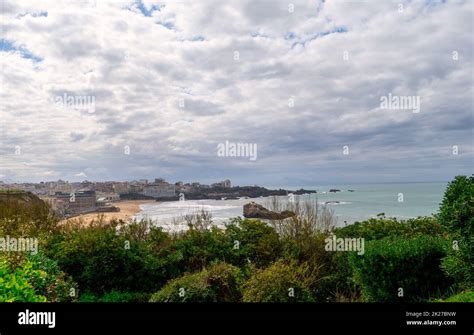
[150,262,243,302]
[242,260,315,302]
[78,291,150,302]
[438,176,473,289]
[0,258,46,302]
[349,235,450,302]
[0,252,76,302]
[335,216,445,241]
[438,176,474,233]
[330,216,452,301]
[440,290,474,302]
[225,218,282,267]
[27,252,78,302]
[330,216,446,301]
[155,218,284,281]
[326,252,360,302]
[46,221,169,295]
[163,227,233,276]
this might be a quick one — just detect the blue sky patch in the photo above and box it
[156,21,175,30]
[0,39,43,62]
[134,0,163,17]
[290,26,348,48]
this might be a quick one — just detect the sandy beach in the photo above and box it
[59,200,156,226]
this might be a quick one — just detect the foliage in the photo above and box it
[261,197,338,300]
[349,235,450,302]
[78,291,150,302]
[438,176,474,289]
[225,218,282,267]
[163,227,233,276]
[150,262,243,302]
[46,221,169,295]
[438,176,474,233]
[326,251,360,302]
[335,216,445,241]
[242,259,315,302]
[27,251,78,302]
[439,290,474,302]
[153,217,283,277]
[0,258,46,302]
[330,216,448,301]
[0,192,59,238]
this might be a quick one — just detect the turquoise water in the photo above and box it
[135,182,448,229]
[282,182,447,225]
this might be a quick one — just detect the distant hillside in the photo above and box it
[0,190,51,220]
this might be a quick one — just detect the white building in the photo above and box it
[142,183,176,198]
[212,179,232,188]
[96,192,120,202]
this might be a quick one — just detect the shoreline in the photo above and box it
[59,200,156,226]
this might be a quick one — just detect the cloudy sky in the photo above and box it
[0,0,472,186]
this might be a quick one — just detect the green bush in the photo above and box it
[306,217,447,302]
[162,227,233,276]
[335,216,445,241]
[330,216,446,302]
[349,235,450,302]
[78,291,150,302]
[279,232,339,301]
[242,260,315,302]
[225,218,282,267]
[438,176,473,289]
[0,258,46,302]
[441,290,474,302]
[0,252,76,302]
[438,176,474,233]
[150,262,243,302]
[27,251,78,302]
[46,221,169,295]
[326,252,360,302]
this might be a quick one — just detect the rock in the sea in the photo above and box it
[243,202,295,220]
[329,189,341,193]
[293,188,317,195]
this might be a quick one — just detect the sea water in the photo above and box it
[134,182,448,229]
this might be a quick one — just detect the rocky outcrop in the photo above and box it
[329,189,341,193]
[293,188,317,195]
[243,202,295,220]
[122,186,317,202]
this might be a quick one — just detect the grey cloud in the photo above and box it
[0,0,472,184]
[180,99,225,116]
[70,132,86,142]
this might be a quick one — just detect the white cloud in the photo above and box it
[0,0,472,184]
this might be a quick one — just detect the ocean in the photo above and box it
[133,182,448,230]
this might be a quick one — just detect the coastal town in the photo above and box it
[0,178,227,217]
[0,178,316,218]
